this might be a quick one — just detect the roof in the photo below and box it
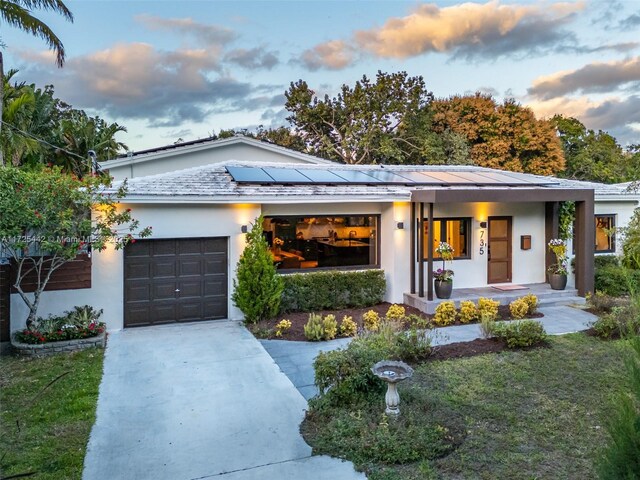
[113,161,636,204]
[100,135,336,169]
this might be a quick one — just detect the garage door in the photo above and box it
[124,238,227,327]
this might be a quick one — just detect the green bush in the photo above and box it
[490,320,547,348]
[14,306,105,344]
[595,255,620,269]
[314,325,431,405]
[591,306,640,339]
[597,336,640,479]
[622,209,640,270]
[279,269,386,313]
[594,264,640,297]
[232,215,284,323]
[304,313,338,341]
[588,291,627,314]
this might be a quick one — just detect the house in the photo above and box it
[4,136,639,333]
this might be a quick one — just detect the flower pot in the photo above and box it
[434,280,453,299]
[548,273,567,290]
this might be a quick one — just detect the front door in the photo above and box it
[488,217,512,284]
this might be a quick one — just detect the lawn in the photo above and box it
[302,334,629,480]
[0,349,104,479]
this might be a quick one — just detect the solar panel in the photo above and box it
[363,169,416,184]
[226,166,274,183]
[331,170,382,183]
[262,168,314,183]
[442,172,505,184]
[417,171,476,184]
[470,171,533,185]
[297,169,349,183]
[490,170,558,185]
[392,171,447,184]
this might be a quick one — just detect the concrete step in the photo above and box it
[538,295,586,307]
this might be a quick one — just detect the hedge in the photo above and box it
[279,269,386,313]
[594,264,640,297]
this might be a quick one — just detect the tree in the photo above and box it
[0,166,151,327]
[622,209,640,270]
[552,115,634,184]
[0,0,74,166]
[284,71,463,165]
[232,215,283,323]
[1,73,128,175]
[432,94,565,175]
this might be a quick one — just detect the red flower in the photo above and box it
[126,208,132,213]
[131,239,136,243]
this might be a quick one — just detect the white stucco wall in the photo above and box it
[107,142,326,181]
[10,203,260,332]
[594,199,639,255]
[420,202,547,289]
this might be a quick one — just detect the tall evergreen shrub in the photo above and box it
[232,216,283,323]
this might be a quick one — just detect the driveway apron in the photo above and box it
[83,320,364,480]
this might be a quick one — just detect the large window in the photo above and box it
[262,215,379,270]
[595,214,616,253]
[423,217,471,260]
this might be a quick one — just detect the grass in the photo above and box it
[0,348,104,479]
[302,334,630,480]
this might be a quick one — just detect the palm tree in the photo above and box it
[0,0,74,165]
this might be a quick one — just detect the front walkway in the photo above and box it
[83,320,365,480]
[261,305,597,400]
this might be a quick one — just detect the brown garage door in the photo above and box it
[124,238,227,327]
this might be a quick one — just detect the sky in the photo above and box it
[2,0,640,152]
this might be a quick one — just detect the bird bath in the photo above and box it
[371,360,414,416]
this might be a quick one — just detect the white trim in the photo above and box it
[100,136,336,169]
[120,195,410,204]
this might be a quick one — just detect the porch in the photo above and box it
[404,283,585,315]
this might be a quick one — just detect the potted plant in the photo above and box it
[434,242,455,299]
[547,239,568,290]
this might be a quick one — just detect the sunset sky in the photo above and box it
[3,0,640,152]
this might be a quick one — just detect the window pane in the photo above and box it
[263,216,378,270]
[595,215,615,252]
[423,218,470,259]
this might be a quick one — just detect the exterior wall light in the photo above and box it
[240,225,248,233]
[396,222,404,230]
[479,221,487,229]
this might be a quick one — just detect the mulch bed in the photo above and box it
[429,338,507,360]
[249,302,544,342]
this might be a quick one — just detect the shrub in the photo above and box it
[478,297,500,321]
[275,319,292,337]
[480,312,495,339]
[363,310,381,332]
[323,314,338,340]
[280,269,386,313]
[595,255,620,269]
[597,336,640,479]
[521,294,539,315]
[622,209,640,270]
[386,304,406,321]
[304,313,325,341]
[588,291,627,314]
[339,316,358,337]
[509,298,529,319]
[591,306,640,339]
[433,301,456,326]
[594,264,640,297]
[14,306,105,344]
[304,313,338,341]
[458,301,478,324]
[232,215,284,323]
[491,320,547,348]
[406,313,429,329]
[314,325,431,405]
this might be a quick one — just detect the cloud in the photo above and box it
[135,14,237,47]
[299,40,355,71]
[527,94,640,144]
[14,43,279,127]
[224,47,279,70]
[528,56,640,99]
[619,12,640,29]
[298,1,585,69]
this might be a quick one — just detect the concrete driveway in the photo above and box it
[83,320,365,480]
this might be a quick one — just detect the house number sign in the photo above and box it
[479,229,486,256]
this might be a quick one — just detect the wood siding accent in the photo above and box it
[0,263,10,342]
[10,254,92,294]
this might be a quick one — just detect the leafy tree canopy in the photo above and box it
[0,166,151,326]
[1,70,127,174]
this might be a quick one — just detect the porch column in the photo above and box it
[427,203,434,301]
[410,201,416,294]
[575,197,595,296]
[418,203,424,297]
[544,202,560,276]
